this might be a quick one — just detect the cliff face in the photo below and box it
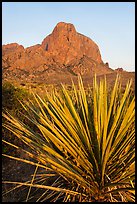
[41,22,102,65]
[2,22,113,82]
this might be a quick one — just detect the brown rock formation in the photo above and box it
[41,22,103,65]
[2,43,24,54]
[115,68,124,72]
[2,22,114,83]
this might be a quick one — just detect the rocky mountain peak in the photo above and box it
[2,22,114,83]
[41,22,103,65]
[52,22,76,35]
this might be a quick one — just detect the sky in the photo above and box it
[2,2,135,72]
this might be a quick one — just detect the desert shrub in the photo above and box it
[2,75,135,202]
[2,81,30,113]
[2,82,32,156]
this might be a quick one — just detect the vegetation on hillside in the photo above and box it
[2,75,135,202]
[2,82,31,155]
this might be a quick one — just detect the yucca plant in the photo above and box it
[2,75,135,202]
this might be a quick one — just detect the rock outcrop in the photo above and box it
[115,67,124,72]
[41,22,103,65]
[2,22,113,82]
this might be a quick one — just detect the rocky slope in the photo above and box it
[2,22,119,83]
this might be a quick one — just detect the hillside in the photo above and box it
[2,22,134,89]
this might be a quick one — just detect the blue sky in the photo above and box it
[2,2,135,71]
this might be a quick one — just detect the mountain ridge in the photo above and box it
[2,22,133,84]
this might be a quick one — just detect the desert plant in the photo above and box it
[2,81,31,114]
[2,82,33,156]
[2,75,135,202]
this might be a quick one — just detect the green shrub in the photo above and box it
[2,82,32,155]
[2,81,30,113]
